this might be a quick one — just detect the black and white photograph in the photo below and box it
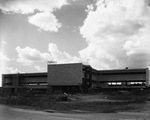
[0,0,150,119]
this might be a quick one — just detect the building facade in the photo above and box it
[1,63,150,95]
[2,73,47,95]
[94,68,149,89]
[47,63,92,92]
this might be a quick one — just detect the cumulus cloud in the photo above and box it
[0,52,10,86]
[28,12,61,32]
[16,46,52,65]
[80,0,150,70]
[34,65,46,72]
[85,4,94,13]
[0,0,68,14]
[16,44,80,66]
[2,41,7,45]
[0,52,10,62]
[0,52,10,74]
[48,43,81,63]
[0,0,68,32]
[6,67,19,73]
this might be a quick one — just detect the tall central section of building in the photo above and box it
[48,63,83,86]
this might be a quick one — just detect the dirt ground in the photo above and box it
[0,104,150,120]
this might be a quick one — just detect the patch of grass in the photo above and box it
[105,90,150,102]
[49,101,142,113]
[0,91,149,113]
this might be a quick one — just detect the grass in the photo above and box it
[0,90,150,113]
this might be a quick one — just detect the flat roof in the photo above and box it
[3,72,47,77]
[47,62,83,66]
[97,68,148,74]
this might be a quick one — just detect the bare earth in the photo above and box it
[0,104,150,120]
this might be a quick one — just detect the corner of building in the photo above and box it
[146,68,150,87]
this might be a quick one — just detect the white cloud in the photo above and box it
[6,67,19,73]
[0,52,10,62]
[80,0,150,70]
[0,0,68,32]
[34,65,46,72]
[2,41,7,45]
[0,52,10,86]
[85,4,94,13]
[79,43,118,69]
[16,44,80,66]
[28,12,62,32]
[48,43,81,63]
[0,0,68,14]
[16,46,52,66]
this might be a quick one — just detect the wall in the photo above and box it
[48,63,83,86]
[20,76,47,85]
[2,74,12,86]
[92,73,98,81]
[97,69,148,83]
[146,68,150,86]
[2,73,47,88]
[2,64,149,92]
[98,74,146,82]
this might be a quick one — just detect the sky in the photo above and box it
[0,0,150,86]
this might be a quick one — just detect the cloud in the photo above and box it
[0,0,68,14]
[79,0,150,70]
[48,43,81,63]
[16,44,80,66]
[0,52,10,86]
[34,65,46,72]
[28,12,62,32]
[0,0,68,31]
[2,41,7,45]
[79,43,118,69]
[85,4,94,13]
[0,52,10,73]
[0,52,10,62]
[6,67,19,73]
[16,46,52,65]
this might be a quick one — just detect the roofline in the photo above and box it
[47,62,83,66]
[98,68,149,72]
[96,68,149,75]
[2,72,47,76]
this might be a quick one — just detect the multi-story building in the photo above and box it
[94,68,149,89]
[1,63,150,95]
[2,72,47,95]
